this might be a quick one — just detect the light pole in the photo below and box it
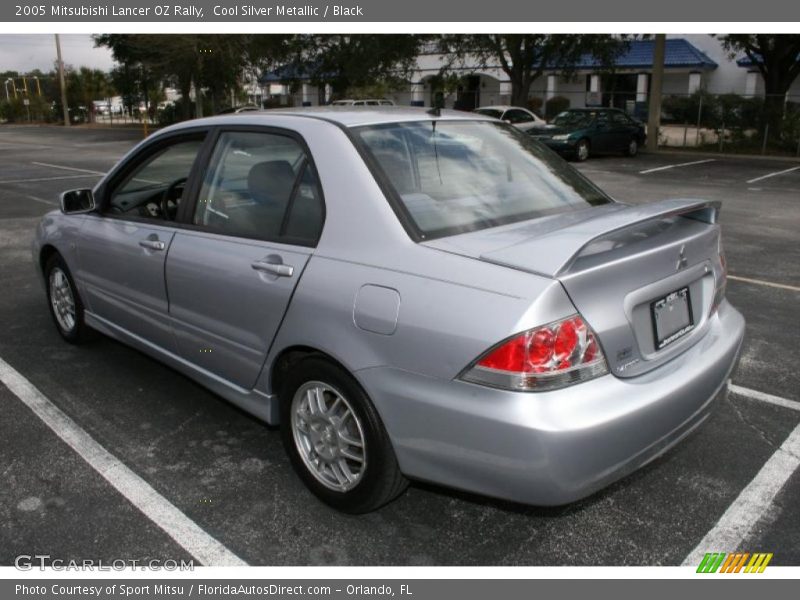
[646,34,666,152]
[55,34,70,127]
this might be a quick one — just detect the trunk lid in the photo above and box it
[423,199,725,378]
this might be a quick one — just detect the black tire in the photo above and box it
[626,137,639,157]
[279,357,408,513]
[44,253,91,344]
[575,138,590,162]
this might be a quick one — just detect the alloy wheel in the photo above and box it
[49,267,76,333]
[290,381,367,492]
[577,140,590,161]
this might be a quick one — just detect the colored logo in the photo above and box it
[697,552,773,573]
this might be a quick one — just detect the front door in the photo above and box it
[77,134,207,352]
[166,129,325,389]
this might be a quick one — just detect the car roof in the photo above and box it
[476,105,527,111]
[162,106,496,131]
[565,107,622,112]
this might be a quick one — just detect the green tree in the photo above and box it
[280,35,427,98]
[717,35,800,143]
[95,34,291,120]
[438,35,628,107]
[66,67,113,123]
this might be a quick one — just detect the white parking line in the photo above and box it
[0,356,247,567]
[682,422,800,565]
[730,383,800,412]
[26,194,57,206]
[639,159,716,174]
[727,274,800,293]
[0,174,99,185]
[31,161,106,176]
[746,166,800,184]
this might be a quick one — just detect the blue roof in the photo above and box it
[260,64,308,84]
[260,60,336,84]
[561,39,717,71]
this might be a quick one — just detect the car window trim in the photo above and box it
[279,158,308,238]
[179,124,327,249]
[94,127,212,227]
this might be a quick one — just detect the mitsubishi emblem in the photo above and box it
[676,244,688,271]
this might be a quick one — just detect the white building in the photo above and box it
[260,36,800,114]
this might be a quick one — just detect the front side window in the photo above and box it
[506,109,534,124]
[107,136,205,221]
[355,120,610,239]
[193,131,323,245]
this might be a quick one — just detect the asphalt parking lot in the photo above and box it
[1,124,799,567]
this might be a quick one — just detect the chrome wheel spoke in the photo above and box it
[340,447,364,463]
[339,430,363,449]
[329,461,350,485]
[327,396,342,416]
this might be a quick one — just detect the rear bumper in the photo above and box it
[357,300,745,506]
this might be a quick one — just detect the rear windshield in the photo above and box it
[354,120,611,239]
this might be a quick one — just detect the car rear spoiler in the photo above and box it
[480,199,721,277]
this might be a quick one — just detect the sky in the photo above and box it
[0,34,116,73]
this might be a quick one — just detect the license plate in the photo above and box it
[651,287,694,350]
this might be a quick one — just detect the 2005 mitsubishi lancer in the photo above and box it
[34,107,744,513]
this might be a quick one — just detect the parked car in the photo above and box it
[530,108,647,161]
[330,99,395,106]
[35,107,743,513]
[474,105,545,131]
[217,105,261,114]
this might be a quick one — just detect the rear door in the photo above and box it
[591,112,615,152]
[166,128,325,389]
[607,110,637,151]
[77,132,208,352]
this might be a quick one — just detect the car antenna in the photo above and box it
[427,106,441,117]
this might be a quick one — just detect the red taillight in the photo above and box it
[465,315,608,392]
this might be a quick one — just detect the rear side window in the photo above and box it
[355,120,610,239]
[193,131,323,245]
[609,112,631,125]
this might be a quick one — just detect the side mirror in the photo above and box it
[60,189,95,214]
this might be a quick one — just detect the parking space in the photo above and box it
[1,125,799,566]
[580,152,800,196]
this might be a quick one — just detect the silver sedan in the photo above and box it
[34,107,744,513]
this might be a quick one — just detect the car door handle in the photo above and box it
[139,239,166,251]
[251,260,294,278]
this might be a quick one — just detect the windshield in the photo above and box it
[474,108,504,120]
[354,120,611,239]
[552,111,595,128]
